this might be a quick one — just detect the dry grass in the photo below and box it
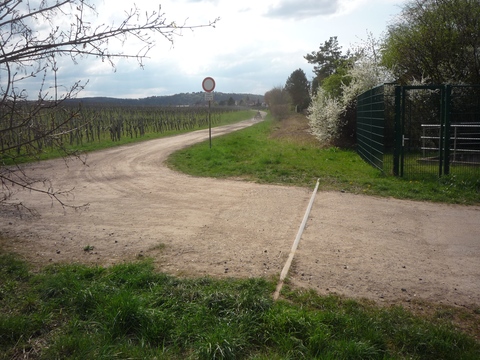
[269,113,320,146]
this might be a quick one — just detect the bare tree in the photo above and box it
[264,86,291,120]
[0,0,218,212]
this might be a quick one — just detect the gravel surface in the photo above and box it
[2,117,480,311]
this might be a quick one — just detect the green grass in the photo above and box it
[167,114,480,204]
[1,254,478,359]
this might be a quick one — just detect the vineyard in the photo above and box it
[0,102,250,163]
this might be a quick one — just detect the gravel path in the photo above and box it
[2,117,479,311]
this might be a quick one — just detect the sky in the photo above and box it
[42,0,407,98]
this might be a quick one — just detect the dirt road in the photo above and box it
[2,117,480,311]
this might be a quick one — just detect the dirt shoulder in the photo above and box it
[2,117,479,325]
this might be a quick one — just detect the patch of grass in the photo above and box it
[168,114,480,204]
[83,245,94,252]
[148,242,166,251]
[0,255,478,359]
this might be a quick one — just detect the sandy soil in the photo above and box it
[2,117,480,313]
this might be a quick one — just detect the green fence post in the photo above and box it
[438,87,444,177]
[393,86,402,176]
[443,85,452,175]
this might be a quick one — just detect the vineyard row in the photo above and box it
[1,104,242,157]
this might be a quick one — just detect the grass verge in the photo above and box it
[1,254,478,359]
[167,113,480,204]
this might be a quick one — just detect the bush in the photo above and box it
[307,88,344,145]
[308,55,394,147]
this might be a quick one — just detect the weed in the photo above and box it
[83,245,94,252]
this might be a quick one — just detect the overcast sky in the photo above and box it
[54,0,407,98]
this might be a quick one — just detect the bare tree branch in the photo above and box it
[0,0,218,212]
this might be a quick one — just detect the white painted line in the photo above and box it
[273,179,320,300]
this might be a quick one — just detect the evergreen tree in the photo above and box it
[285,69,311,112]
[304,36,346,89]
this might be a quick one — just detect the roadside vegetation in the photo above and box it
[168,113,480,205]
[1,253,479,359]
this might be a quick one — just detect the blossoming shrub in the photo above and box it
[307,55,394,146]
[307,89,343,145]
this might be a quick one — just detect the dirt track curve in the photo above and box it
[2,116,480,311]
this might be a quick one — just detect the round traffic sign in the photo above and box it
[202,77,216,93]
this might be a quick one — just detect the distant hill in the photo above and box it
[69,92,264,107]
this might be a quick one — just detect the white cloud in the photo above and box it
[264,0,341,20]
[12,0,408,99]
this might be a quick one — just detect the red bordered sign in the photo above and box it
[202,77,216,93]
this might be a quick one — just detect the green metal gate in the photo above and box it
[394,86,445,178]
[357,84,480,179]
[394,85,480,178]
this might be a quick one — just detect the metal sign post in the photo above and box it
[207,96,212,148]
[202,77,215,148]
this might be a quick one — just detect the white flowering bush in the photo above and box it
[308,55,394,145]
[307,88,343,144]
[341,57,394,105]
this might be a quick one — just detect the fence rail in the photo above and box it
[421,123,480,161]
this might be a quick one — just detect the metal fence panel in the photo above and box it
[447,86,480,176]
[356,85,385,171]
